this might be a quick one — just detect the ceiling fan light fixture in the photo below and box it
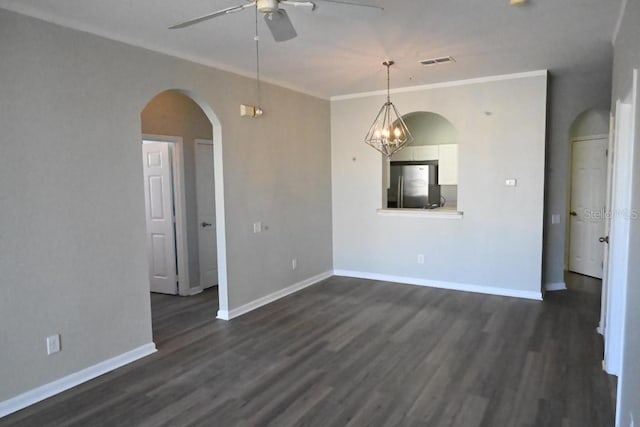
[364,61,414,157]
[257,0,279,13]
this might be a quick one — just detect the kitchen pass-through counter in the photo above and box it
[376,206,463,219]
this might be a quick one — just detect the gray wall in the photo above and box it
[331,74,547,294]
[403,112,459,146]
[570,109,610,138]
[612,0,640,424]
[543,65,613,286]
[141,90,214,289]
[0,9,332,402]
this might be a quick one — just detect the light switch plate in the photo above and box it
[46,334,61,355]
[505,179,517,187]
[552,214,560,224]
[253,222,262,233]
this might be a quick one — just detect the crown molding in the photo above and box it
[330,70,548,102]
[612,0,629,46]
[0,5,329,100]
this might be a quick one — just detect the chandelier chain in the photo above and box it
[255,5,261,108]
[386,62,390,104]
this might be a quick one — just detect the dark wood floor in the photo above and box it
[1,273,616,426]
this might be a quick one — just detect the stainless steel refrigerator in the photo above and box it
[388,161,441,209]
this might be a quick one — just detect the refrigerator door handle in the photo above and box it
[399,175,404,208]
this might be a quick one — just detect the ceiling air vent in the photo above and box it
[419,56,456,66]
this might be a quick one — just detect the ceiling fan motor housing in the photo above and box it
[257,0,279,13]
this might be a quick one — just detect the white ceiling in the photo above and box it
[0,0,622,98]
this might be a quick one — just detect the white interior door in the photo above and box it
[603,91,636,376]
[142,142,178,295]
[599,117,616,336]
[195,141,218,289]
[568,137,608,278]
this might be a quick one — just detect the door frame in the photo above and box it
[142,134,191,296]
[601,69,637,379]
[598,119,616,336]
[194,138,217,293]
[567,134,609,278]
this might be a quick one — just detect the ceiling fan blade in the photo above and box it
[264,9,297,42]
[317,0,383,11]
[169,3,255,29]
[280,0,316,10]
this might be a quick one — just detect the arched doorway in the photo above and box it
[566,108,610,279]
[139,89,229,343]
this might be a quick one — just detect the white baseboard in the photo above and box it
[0,343,157,418]
[333,270,543,301]
[544,281,567,291]
[217,271,333,320]
[189,285,203,296]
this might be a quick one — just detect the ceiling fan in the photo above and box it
[169,0,383,42]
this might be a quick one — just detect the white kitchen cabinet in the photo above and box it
[438,144,458,185]
[413,145,439,161]
[391,145,439,161]
[390,146,414,161]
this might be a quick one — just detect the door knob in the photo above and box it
[599,236,609,244]
[570,211,578,216]
[201,222,212,228]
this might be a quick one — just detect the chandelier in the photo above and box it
[364,61,414,157]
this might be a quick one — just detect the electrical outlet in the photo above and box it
[292,259,297,270]
[46,334,61,355]
[505,178,517,187]
[551,214,560,224]
[417,254,424,264]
